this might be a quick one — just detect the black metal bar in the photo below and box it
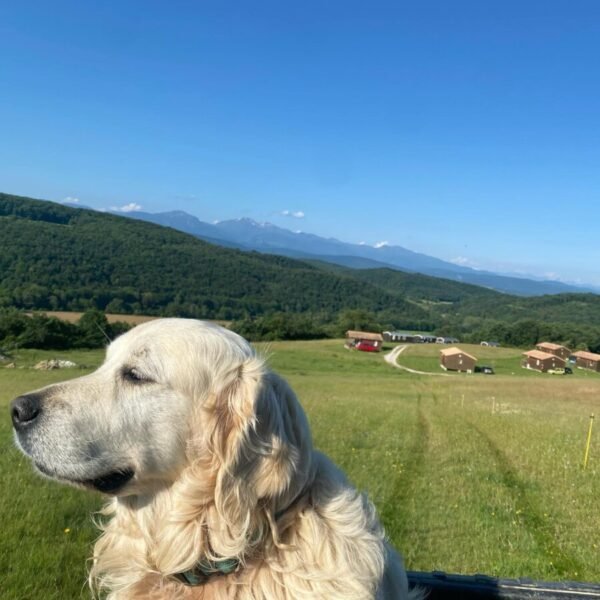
[407,571,600,599]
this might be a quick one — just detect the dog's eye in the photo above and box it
[122,367,153,384]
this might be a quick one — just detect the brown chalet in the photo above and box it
[345,330,383,350]
[440,347,477,373]
[535,342,571,360]
[572,350,600,372]
[522,350,565,373]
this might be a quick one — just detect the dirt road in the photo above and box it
[384,344,451,376]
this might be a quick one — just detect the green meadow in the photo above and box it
[1,341,599,599]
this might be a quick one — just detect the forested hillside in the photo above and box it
[308,262,504,304]
[307,262,600,349]
[0,193,428,326]
[311,262,600,327]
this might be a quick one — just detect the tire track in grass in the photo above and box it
[379,394,431,538]
[466,420,584,577]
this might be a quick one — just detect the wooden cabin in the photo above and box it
[440,347,477,373]
[345,330,384,351]
[572,350,600,372]
[522,350,566,372]
[535,342,571,361]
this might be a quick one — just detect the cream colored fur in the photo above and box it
[13,319,416,599]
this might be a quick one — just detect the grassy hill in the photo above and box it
[0,193,428,324]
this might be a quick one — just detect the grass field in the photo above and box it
[1,340,599,599]
[25,310,159,325]
[25,310,231,328]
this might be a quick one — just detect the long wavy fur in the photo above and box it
[88,338,414,599]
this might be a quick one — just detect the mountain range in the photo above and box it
[109,208,595,297]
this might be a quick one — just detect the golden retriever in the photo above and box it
[11,318,416,599]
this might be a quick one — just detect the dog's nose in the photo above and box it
[11,394,42,431]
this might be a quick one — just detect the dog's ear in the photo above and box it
[152,357,313,573]
[207,357,313,558]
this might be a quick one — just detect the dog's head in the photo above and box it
[11,318,312,509]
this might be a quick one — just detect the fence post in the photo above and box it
[583,414,595,470]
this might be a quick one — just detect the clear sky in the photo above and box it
[1,1,599,286]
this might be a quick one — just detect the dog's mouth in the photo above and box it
[35,463,135,494]
[84,468,135,494]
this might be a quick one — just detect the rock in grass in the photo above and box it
[33,359,77,370]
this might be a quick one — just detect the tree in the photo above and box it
[77,309,111,347]
[335,310,382,337]
[506,320,542,347]
[588,336,600,354]
[17,315,76,349]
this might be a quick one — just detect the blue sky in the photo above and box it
[1,1,599,285]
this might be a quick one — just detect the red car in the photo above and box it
[355,340,380,352]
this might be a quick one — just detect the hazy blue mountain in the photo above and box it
[422,268,588,296]
[115,210,594,296]
[212,219,596,295]
[110,209,250,250]
[211,218,470,273]
[123,210,221,238]
[63,201,93,209]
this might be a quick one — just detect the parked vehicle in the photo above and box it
[355,340,379,352]
[549,367,573,375]
[474,365,495,374]
[548,368,566,375]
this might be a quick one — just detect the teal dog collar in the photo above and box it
[173,558,240,586]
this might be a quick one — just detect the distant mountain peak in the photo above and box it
[231,217,276,229]
[112,207,596,296]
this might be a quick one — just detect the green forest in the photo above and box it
[1,192,599,351]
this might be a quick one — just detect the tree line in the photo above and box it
[1,308,599,353]
[0,309,130,351]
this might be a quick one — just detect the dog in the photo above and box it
[11,318,417,599]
